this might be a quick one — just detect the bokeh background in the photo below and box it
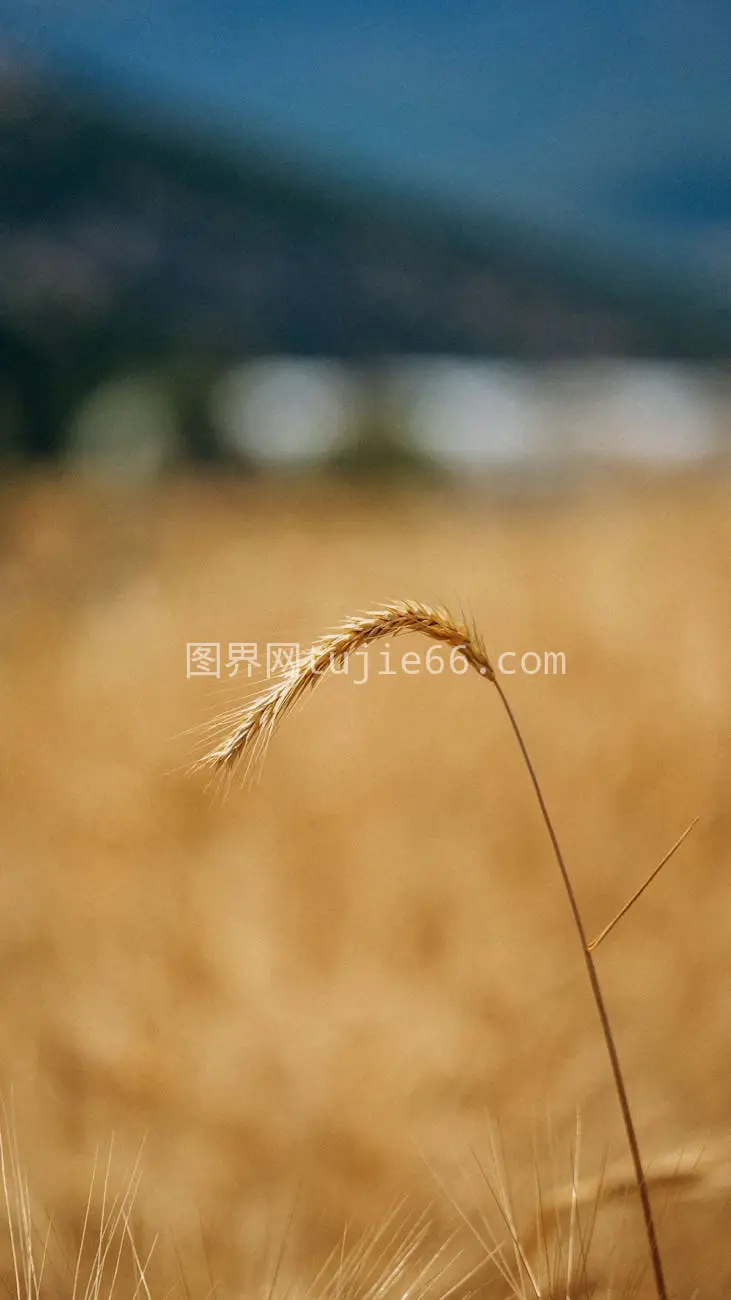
[1,5,731,1298]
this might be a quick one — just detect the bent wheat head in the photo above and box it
[200,600,493,780]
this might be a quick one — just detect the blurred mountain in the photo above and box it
[1,54,730,455]
[610,157,731,285]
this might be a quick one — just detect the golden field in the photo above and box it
[1,469,731,1298]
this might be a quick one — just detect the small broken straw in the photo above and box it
[199,600,672,1300]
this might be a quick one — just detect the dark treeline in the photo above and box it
[1,61,730,458]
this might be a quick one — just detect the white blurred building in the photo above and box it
[543,361,727,468]
[202,355,731,476]
[66,375,181,482]
[388,359,560,475]
[211,358,355,467]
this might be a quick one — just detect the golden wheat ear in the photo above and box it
[198,600,493,782]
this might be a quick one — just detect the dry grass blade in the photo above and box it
[421,1123,604,1300]
[197,600,493,780]
[587,817,698,952]
[0,1111,153,1300]
[476,1131,542,1300]
[304,1201,467,1300]
[564,1111,581,1299]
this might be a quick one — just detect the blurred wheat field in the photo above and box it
[1,470,730,1298]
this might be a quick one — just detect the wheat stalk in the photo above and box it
[199,600,668,1300]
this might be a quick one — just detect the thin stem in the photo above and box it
[490,676,667,1300]
[587,817,698,952]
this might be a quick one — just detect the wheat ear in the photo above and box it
[199,600,493,780]
[199,600,668,1300]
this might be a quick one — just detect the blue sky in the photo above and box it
[3,0,731,293]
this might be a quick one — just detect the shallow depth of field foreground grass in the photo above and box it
[1,470,730,1297]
